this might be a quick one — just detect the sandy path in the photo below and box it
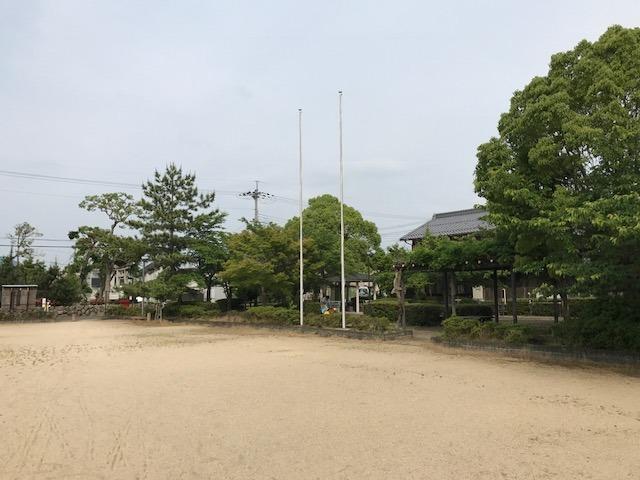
[0,320,638,479]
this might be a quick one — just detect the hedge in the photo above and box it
[240,307,392,332]
[363,300,493,326]
[442,316,532,345]
[164,302,221,318]
[503,298,596,317]
[554,299,640,352]
[214,298,246,311]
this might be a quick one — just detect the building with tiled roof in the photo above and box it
[400,208,491,249]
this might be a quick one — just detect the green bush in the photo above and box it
[215,298,246,311]
[503,298,596,317]
[364,301,444,326]
[554,299,640,352]
[364,300,493,326]
[240,307,392,332]
[443,316,532,345]
[163,302,221,318]
[241,306,298,325]
[305,313,392,332]
[456,304,493,319]
[442,316,478,339]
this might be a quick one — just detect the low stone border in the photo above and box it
[432,336,640,366]
[168,318,413,340]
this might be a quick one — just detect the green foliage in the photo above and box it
[475,26,640,299]
[554,299,640,352]
[163,302,220,318]
[364,300,444,326]
[285,195,381,282]
[47,272,85,305]
[239,307,391,332]
[71,192,142,300]
[443,316,532,345]
[134,164,223,302]
[187,205,228,300]
[241,306,299,325]
[221,221,320,306]
[215,298,246,311]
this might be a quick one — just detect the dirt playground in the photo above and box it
[0,320,638,479]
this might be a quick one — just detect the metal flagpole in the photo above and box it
[338,91,346,329]
[298,108,304,326]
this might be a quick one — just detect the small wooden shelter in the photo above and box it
[1,285,38,312]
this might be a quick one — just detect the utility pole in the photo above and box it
[240,181,272,223]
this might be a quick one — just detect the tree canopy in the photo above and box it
[475,25,640,299]
[285,194,381,280]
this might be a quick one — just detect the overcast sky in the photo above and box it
[1,0,639,264]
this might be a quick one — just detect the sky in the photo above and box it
[1,0,640,264]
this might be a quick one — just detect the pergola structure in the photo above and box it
[395,260,519,324]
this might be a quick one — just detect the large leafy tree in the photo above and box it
[220,221,321,306]
[284,194,381,282]
[70,192,141,302]
[475,26,640,303]
[134,164,224,302]
[189,214,228,301]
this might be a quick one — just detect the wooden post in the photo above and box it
[355,281,360,313]
[492,269,499,323]
[443,271,450,318]
[511,270,518,324]
[553,293,559,323]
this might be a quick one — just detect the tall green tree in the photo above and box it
[285,194,381,282]
[70,192,141,302]
[189,214,228,301]
[134,164,224,303]
[220,222,301,306]
[475,25,640,304]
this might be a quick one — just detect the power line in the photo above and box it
[0,244,74,248]
[0,169,243,197]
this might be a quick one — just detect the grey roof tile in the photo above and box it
[400,208,491,241]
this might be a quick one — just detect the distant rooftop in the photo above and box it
[400,208,491,241]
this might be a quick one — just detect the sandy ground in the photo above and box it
[0,320,639,480]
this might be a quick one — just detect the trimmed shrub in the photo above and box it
[364,300,493,326]
[456,304,493,319]
[240,308,392,332]
[443,316,532,345]
[164,302,220,319]
[554,299,640,352]
[364,301,443,326]
[442,316,478,339]
[215,298,246,312]
[241,306,298,326]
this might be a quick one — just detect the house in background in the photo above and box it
[400,208,491,249]
[86,263,226,303]
[399,208,537,302]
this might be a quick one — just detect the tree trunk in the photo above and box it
[449,272,457,316]
[205,278,212,302]
[103,265,113,307]
[260,286,267,306]
[560,291,569,320]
